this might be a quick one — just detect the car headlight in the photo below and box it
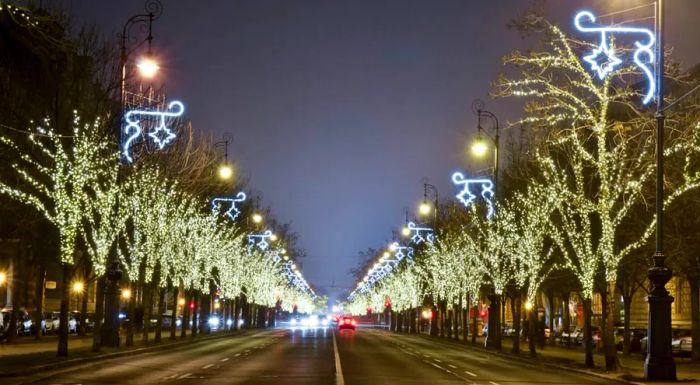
[208,317,220,327]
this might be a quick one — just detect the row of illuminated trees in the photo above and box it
[346,14,700,369]
[0,2,316,356]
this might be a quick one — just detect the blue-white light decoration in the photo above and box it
[574,10,656,104]
[452,172,495,220]
[389,242,414,262]
[248,230,273,253]
[406,221,434,244]
[211,192,247,221]
[122,100,185,162]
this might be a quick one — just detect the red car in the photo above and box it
[338,316,356,331]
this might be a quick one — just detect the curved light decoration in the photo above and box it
[389,242,414,262]
[248,230,273,252]
[211,192,247,221]
[122,100,185,162]
[452,172,495,219]
[406,221,435,244]
[574,10,656,104]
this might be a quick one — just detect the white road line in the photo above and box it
[464,370,477,377]
[434,359,442,363]
[177,373,192,379]
[448,364,457,369]
[489,382,501,385]
[234,353,241,357]
[202,364,214,369]
[332,332,345,385]
[423,354,431,358]
[430,362,445,370]
[220,358,229,362]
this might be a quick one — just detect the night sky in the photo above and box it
[51,0,700,304]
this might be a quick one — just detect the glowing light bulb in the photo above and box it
[525,301,534,311]
[252,213,263,224]
[137,54,159,78]
[401,226,410,237]
[121,289,132,300]
[471,137,488,157]
[72,281,84,293]
[419,201,431,216]
[0,271,5,285]
[218,164,233,180]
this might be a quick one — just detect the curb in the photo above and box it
[0,330,250,378]
[405,332,642,385]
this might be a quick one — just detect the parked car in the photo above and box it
[49,312,78,333]
[502,324,516,337]
[671,330,692,358]
[560,327,582,344]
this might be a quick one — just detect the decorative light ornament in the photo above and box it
[389,242,414,261]
[248,230,273,252]
[405,221,435,244]
[451,172,495,219]
[211,192,247,221]
[573,10,656,104]
[122,100,185,162]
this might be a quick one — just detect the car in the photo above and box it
[560,327,582,344]
[640,329,691,358]
[49,312,78,333]
[338,316,356,331]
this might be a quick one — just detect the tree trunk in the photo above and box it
[471,305,478,344]
[78,289,88,336]
[512,293,521,354]
[142,282,152,344]
[181,289,190,338]
[191,291,199,337]
[622,294,632,356]
[446,306,452,339]
[528,304,537,357]
[33,263,46,340]
[462,296,469,343]
[689,277,700,361]
[233,296,240,331]
[563,291,571,348]
[126,283,136,346]
[602,282,621,371]
[57,263,70,357]
[154,287,165,343]
[546,290,556,346]
[583,297,594,367]
[92,276,105,352]
[486,292,501,350]
[170,287,179,340]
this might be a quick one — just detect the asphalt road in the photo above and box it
[5,326,619,385]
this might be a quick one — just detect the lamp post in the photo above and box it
[470,99,502,349]
[645,0,676,380]
[103,0,163,348]
[214,133,234,180]
[471,99,500,199]
[419,182,438,228]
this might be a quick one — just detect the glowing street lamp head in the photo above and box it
[218,164,234,180]
[136,53,160,78]
[419,201,431,216]
[525,301,534,311]
[471,135,488,157]
[121,288,132,300]
[0,271,5,285]
[401,226,411,237]
[270,234,278,242]
[178,298,186,306]
[252,213,263,224]
[72,281,84,293]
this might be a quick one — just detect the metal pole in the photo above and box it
[644,0,675,380]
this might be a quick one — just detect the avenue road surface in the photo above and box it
[4,326,619,385]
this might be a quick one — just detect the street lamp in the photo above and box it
[214,135,234,180]
[102,0,164,349]
[419,182,438,228]
[121,288,132,300]
[470,99,500,198]
[0,271,6,285]
[252,213,263,224]
[72,281,84,293]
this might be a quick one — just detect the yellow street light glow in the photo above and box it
[419,201,431,216]
[283,255,289,261]
[401,226,410,237]
[218,164,233,180]
[270,234,278,242]
[525,301,534,311]
[214,302,221,310]
[136,54,159,78]
[382,251,390,259]
[121,288,132,300]
[281,248,287,255]
[178,298,186,306]
[471,136,489,157]
[72,281,84,293]
[0,271,6,285]
[252,213,263,224]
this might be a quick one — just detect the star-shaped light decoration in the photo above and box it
[583,40,623,80]
[148,122,177,149]
[211,192,247,221]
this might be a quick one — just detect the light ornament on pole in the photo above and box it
[211,192,247,221]
[452,172,495,219]
[574,10,656,104]
[389,242,414,262]
[247,230,274,252]
[122,100,185,163]
[405,221,434,244]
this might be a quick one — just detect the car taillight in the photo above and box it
[351,320,356,325]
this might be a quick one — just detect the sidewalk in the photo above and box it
[0,328,241,376]
[425,333,699,384]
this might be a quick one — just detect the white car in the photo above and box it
[49,312,78,333]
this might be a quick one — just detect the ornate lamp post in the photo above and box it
[471,99,500,199]
[103,0,163,348]
[214,133,234,180]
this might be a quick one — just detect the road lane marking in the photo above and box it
[202,364,214,369]
[448,364,457,369]
[177,373,192,379]
[220,358,229,362]
[332,332,345,385]
[434,359,442,363]
[464,371,477,377]
[423,354,431,358]
[234,353,241,357]
[489,382,501,385]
